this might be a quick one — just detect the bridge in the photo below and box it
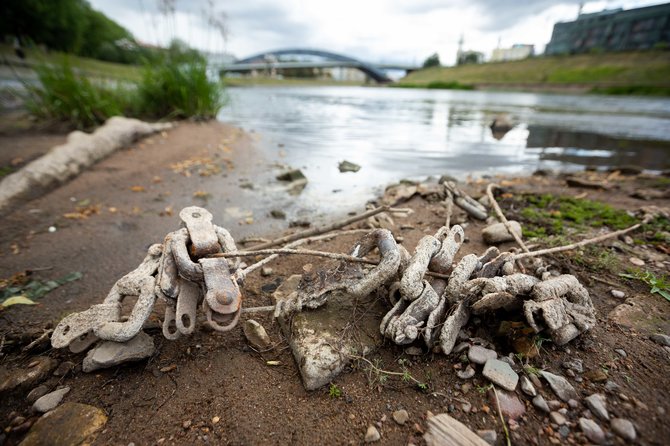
[219,48,418,83]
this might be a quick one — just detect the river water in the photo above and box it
[218,86,670,216]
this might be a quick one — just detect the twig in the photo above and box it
[241,305,275,314]
[249,206,398,250]
[590,275,621,288]
[486,183,529,253]
[512,222,642,261]
[444,190,453,230]
[493,386,512,446]
[240,229,370,276]
[221,248,450,280]
[22,329,53,353]
[346,352,425,387]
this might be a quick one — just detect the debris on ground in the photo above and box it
[338,160,361,173]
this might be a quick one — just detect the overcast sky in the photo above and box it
[88,0,665,65]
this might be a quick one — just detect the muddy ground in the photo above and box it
[0,121,669,445]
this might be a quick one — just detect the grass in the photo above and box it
[397,51,670,95]
[223,77,367,87]
[620,269,670,302]
[392,80,474,90]
[328,383,342,398]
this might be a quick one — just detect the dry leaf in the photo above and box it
[130,186,145,192]
[2,295,36,307]
[10,243,20,255]
[152,176,162,183]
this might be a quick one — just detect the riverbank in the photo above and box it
[0,119,669,444]
[397,51,670,96]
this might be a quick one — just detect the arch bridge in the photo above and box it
[220,48,418,83]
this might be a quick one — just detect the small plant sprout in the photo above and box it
[620,270,670,302]
[328,383,342,398]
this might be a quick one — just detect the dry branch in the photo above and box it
[486,183,529,253]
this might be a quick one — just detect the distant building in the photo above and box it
[456,34,484,65]
[545,3,670,55]
[491,44,535,62]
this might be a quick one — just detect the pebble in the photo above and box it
[520,376,537,397]
[550,411,567,425]
[540,371,579,402]
[482,359,518,391]
[33,387,70,413]
[477,429,497,445]
[468,345,497,365]
[611,418,636,442]
[568,399,579,409]
[53,361,75,377]
[585,394,609,421]
[404,346,423,356]
[614,348,627,358]
[650,333,670,347]
[365,425,380,442]
[532,395,550,413]
[0,356,57,393]
[26,385,50,403]
[456,365,475,379]
[20,403,107,446]
[562,358,583,373]
[604,380,621,392]
[584,369,608,382]
[183,420,192,429]
[82,332,155,372]
[453,342,470,353]
[548,400,562,411]
[493,389,526,420]
[629,257,645,266]
[558,425,570,438]
[392,409,409,425]
[243,320,272,350]
[579,418,605,444]
[610,290,625,298]
[482,221,522,244]
[461,401,472,413]
[260,267,273,277]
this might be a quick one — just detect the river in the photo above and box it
[218,86,670,216]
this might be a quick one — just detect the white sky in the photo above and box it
[88,0,666,66]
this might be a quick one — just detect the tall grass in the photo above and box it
[24,58,129,129]
[137,59,224,120]
[22,55,224,129]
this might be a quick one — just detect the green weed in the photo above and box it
[619,269,670,302]
[328,383,342,398]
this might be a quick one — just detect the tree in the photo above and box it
[423,53,441,68]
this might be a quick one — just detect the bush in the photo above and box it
[24,58,129,129]
[137,58,224,120]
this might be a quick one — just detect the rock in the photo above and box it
[540,371,579,402]
[550,411,567,425]
[562,358,583,374]
[0,356,57,394]
[585,394,609,421]
[27,385,49,403]
[566,177,611,190]
[270,209,286,219]
[482,359,518,391]
[53,361,75,377]
[338,160,361,173]
[492,389,525,419]
[532,395,550,413]
[558,425,570,437]
[276,169,306,182]
[629,257,645,266]
[21,402,107,446]
[33,387,70,413]
[482,221,522,245]
[611,418,636,442]
[404,346,423,356]
[382,183,418,206]
[548,400,562,411]
[461,401,472,413]
[584,369,608,382]
[608,165,643,175]
[273,275,384,390]
[568,399,579,409]
[468,345,497,365]
[453,342,470,353]
[650,333,670,347]
[393,409,409,425]
[520,376,537,397]
[82,331,155,372]
[614,348,627,358]
[260,267,273,277]
[610,290,625,298]
[457,365,475,380]
[579,418,605,444]
[365,425,380,442]
[604,381,621,393]
[243,320,272,350]
[477,429,497,445]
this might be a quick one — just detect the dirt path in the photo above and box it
[0,125,669,445]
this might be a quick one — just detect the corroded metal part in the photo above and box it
[445,254,479,303]
[439,301,470,355]
[51,303,121,349]
[162,305,181,340]
[400,236,441,300]
[175,279,200,335]
[95,276,157,342]
[424,291,448,348]
[170,228,204,282]
[180,206,220,257]
[203,299,241,332]
[476,252,513,278]
[384,281,440,344]
[348,229,401,298]
[158,233,180,298]
[200,257,241,315]
[429,225,465,275]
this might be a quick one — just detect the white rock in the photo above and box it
[584,394,609,421]
[468,345,497,365]
[579,418,605,444]
[365,425,380,442]
[520,376,537,397]
[611,418,636,442]
[482,221,522,244]
[482,359,519,391]
[33,387,70,413]
[392,409,409,425]
[610,289,625,298]
[540,371,578,402]
[82,331,155,372]
[243,319,272,350]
